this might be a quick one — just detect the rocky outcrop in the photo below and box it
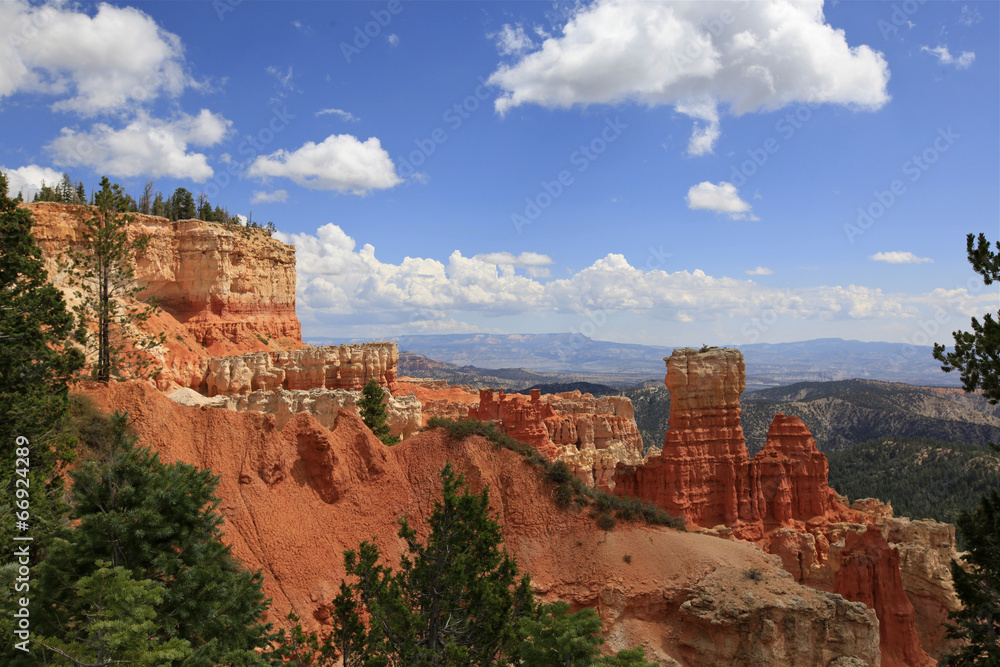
[885,516,961,661]
[612,347,946,666]
[833,525,935,667]
[614,348,756,527]
[86,381,882,666]
[203,343,400,396]
[470,389,554,455]
[27,202,301,352]
[170,384,421,441]
[468,388,645,489]
[677,566,880,666]
[750,414,846,526]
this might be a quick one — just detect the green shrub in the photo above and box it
[596,512,616,532]
[546,460,572,485]
[554,482,573,508]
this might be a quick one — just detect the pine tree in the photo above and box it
[64,177,165,383]
[944,490,999,665]
[334,463,534,666]
[0,171,84,461]
[359,377,399,446]
[935,233,1000,665]
[151,191,166,218]
[35,563,192,666]
[934,233,1000,405]
[31,413,275,667]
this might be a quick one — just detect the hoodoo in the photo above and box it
[613,347,945,665]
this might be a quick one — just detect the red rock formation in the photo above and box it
[470,389,555,455]
[615,348,756,527]
[611,347,944,666]
[833,526,936,667]
[27,202,301,353]
[83,381,881,666]
[465,388,646,487]
[750,414,848,526]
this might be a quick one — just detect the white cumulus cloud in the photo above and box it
[278,225,976,334]
[1,164,64,200]
[0,0,190,116]
[869,251,934,264]
[921,45,975,69]
[686,181,757,220]
[746,266,774,276]
[47,109,231,182]
[248,134,402,195]
[488,0,889,154]
[251,189,288,204]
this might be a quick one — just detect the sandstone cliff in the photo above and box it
[85,381,882,666]
[28,202,301,353]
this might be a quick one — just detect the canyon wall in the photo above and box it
[86,381,882,666]
[27,202,301,354]
[613,348,948,666]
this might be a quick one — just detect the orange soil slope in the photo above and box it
[85,381,880,666]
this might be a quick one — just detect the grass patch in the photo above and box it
[426,417,685,532]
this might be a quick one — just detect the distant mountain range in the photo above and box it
[307,334,961,390]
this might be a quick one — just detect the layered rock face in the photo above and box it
[468,388,645,489]
[86,381,882,666]
[615,348,755,526]
[27,202,301,351]
[750,414,845,526]
[170,386,422,441]
[832,525,936,667]
[202,343,399,395]
[188,343,417,439]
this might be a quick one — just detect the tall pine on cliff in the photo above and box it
[64,176,165,383]
[359,376,399,446]
[0,171,86,662]
[29,413,275,667]
[936,233,1000,666]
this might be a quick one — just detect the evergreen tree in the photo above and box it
[31,414,275,667]
[35,563,192,666]
[334,463,534,666]
[934,233,1000,405]
[359,377,399,446]
[151,191,166,218]
[57,173,74,203]
[169,187,196,221]
[64,177,165,383]
[0,171,84,462]
[944,491,999,665]
[935,233,1000,664]
[75,181,86,205]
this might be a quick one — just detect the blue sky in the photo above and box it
[1,0,997,347]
